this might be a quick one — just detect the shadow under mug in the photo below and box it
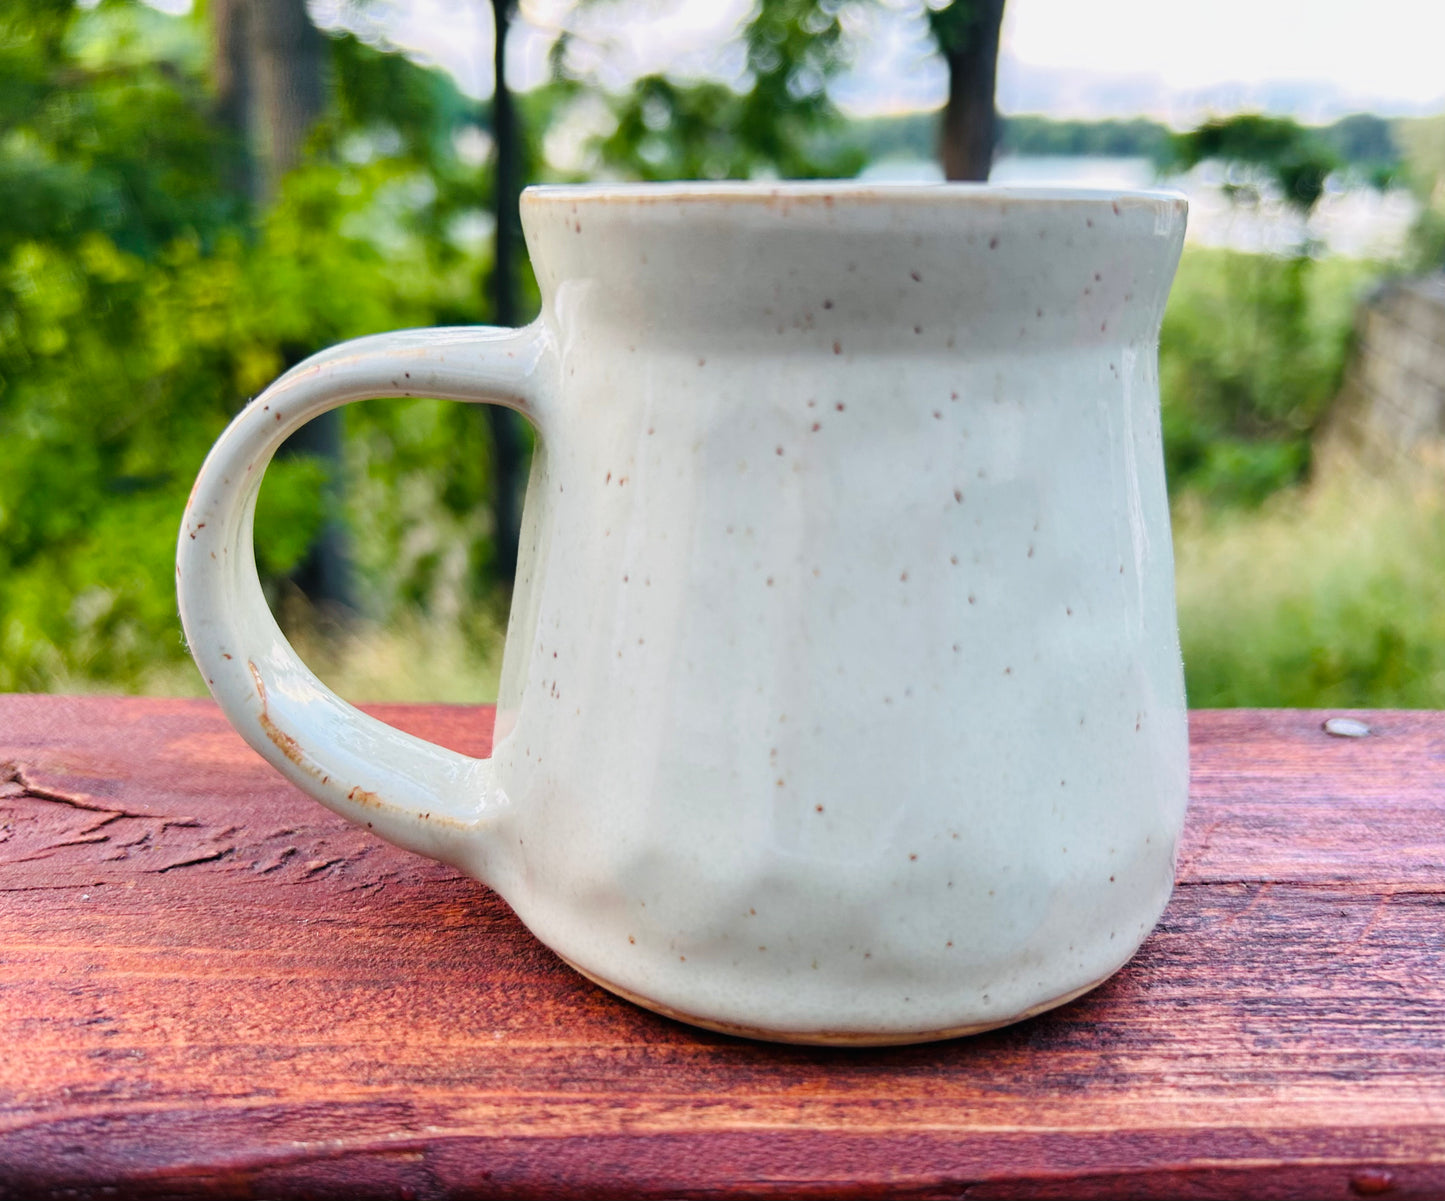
[178,182,1190,1045]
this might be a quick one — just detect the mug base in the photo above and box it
[561,955,1114,1046]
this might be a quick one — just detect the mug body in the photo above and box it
[470,184,1189,1042]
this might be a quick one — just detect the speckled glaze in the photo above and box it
[179,182,1190,1045]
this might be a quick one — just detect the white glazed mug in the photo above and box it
[178,183,1190,1045]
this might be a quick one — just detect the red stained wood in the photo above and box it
[1,696,1442,1200]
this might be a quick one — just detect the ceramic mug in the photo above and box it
[178,182,1190,1045]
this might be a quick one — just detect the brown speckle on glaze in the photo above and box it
[822,298,834,309]
[933,409,943,419]
[811,422,821,432]
[1112,201,1121,215]
[988,236,999,249]
[776,446,785,456]
[832,340,842,355]
[835,401,845,412]
[953,488,963,503]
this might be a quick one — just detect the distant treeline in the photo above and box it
[850,111,1403,177]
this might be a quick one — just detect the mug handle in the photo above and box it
[177,325,554,866]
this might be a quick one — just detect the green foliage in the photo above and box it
[0,0,496,691]
[1168,114,1339,214]
[556,0,866,180]
[1176,471,1445,707]
[1158,248,1377,506]
[1317,113,1400,181]
[1393,115,1445,269]
[1000,115,1171,159]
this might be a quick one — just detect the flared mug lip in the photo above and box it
[522,180,1187,212]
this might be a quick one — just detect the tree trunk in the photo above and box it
[208,0,351,612]
[933,0,1007,182]
[487,0,525,585]
[247,0,326,203]
[209,0,253,199]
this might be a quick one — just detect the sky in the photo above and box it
[316,0,1445,125]
[312,0,1445,126]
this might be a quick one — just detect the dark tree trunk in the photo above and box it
[208,0,351,612]
[247,0,326,203]
[208,0,324,203]
[931,0,1007,182]
[487,0,525,585]
[209,0,253,199]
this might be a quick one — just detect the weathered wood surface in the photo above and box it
[1,696,1442,1200]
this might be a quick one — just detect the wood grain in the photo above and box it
[1,696,1442,1199]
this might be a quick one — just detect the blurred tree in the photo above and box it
[486,0,525,582]
[0,0,496,689]
[551,0,867,180]
[1159,115,1350,506]
[1394,115,1445,270]
[1319,114,1400,185]
[209,0,326,205]
[924,0,1006,181]
[208,0,352,610]
[1169,114,1338,217]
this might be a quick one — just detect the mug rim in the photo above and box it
[522,180,1187,210]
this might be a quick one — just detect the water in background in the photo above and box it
[861,155,1419,260]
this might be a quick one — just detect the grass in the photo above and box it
[96,600,506,705]
[1174,462,1445,708]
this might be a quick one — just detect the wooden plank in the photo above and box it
[1,696,1443,1199]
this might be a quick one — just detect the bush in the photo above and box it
[1174,468,1445,707]
[1158,247,1380,505]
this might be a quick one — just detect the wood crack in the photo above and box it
[0,762,136,817]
